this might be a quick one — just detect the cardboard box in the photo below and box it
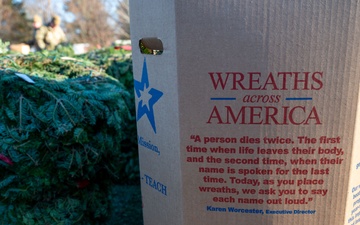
[130,1,360,224]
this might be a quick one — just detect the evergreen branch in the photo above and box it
[6,148,20,164]
[0,175,17,189]
[42,89,77,126]
[86,146,99,157]
[19,95,23,132]
[54,100,76,125]
[50,214,59,223]
[104,164,120,179]
[40,151,49,164]
[14,140,32,149]
[21,97,47,123]
[74,213,84,223]
[26,153,38,166]
[4,188,28,198]
[5,126,20,143]
[69,150,75,171]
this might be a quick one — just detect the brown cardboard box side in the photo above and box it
[130,1,360,225]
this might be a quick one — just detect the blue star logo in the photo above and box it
[134,58,163,133]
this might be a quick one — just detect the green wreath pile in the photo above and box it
[0,50,134,224]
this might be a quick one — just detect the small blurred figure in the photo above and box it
[27,15,48,51]
[45,15,67,50]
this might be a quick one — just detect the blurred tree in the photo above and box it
[65,0,115,48]
[0,0,32,43]
[115,0,130,39]
[104,0,130,40]
[22,0,53,25]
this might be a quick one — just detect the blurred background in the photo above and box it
[0,0,130,53]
